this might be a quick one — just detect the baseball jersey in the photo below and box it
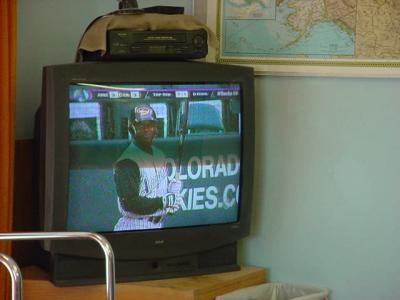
[113,142,169,231]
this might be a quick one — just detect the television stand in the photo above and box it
[22,265,267,300]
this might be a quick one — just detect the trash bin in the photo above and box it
[216,283,329,300]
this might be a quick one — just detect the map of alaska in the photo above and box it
[222,0,400,60]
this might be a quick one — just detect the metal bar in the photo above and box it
[0,253,23,300]
[0,232,115,300]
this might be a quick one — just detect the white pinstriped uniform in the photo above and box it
[114,143,169,231]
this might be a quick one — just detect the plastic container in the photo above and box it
[216,283,329,300]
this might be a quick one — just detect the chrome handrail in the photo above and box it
[0,252,23,300]
[0,232,115,300]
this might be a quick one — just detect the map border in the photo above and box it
[201,0,400,77]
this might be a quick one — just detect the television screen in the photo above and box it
[67,83,242,232]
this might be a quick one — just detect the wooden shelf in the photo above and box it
[22,266,267,300]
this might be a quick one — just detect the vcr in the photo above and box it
[106,29,208,60]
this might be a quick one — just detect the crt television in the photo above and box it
[37,61,255,285]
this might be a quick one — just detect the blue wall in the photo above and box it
[17,1,400,299]
[240,75,400,300]
[16,0,193,139]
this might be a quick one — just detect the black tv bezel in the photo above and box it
[41,61,255,261]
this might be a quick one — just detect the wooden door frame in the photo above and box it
[0,0,17,298]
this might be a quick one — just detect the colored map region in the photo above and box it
[225,0,276,19]
[221,0,400,60]
[356,0,400,59]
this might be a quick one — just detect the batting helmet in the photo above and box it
[128,104,158,137]
[131,104,157,123]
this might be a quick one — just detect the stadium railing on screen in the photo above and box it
[0,232,115,300]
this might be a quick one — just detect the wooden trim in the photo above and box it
[0,0,16,298]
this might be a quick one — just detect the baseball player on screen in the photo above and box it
[113,104,183,231]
